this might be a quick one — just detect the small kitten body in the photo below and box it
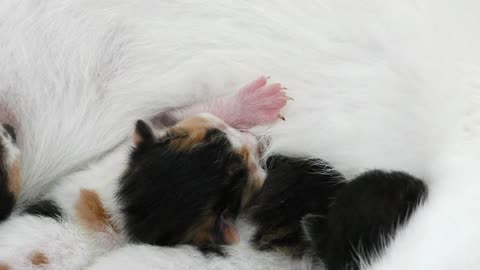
[244,155,428,270]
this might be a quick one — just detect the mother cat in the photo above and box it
[1,0,480,269]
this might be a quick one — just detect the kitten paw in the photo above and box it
[234,76,290,129]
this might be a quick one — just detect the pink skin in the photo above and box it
[180,76,289,130]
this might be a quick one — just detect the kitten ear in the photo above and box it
[133,120,154,146]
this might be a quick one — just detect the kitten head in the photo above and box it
[118,113,265,247]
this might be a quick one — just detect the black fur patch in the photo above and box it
[304,170,428,270]
[198,244,228,257]
[118,128,249,246]
[0,142,15,222]
[248,155,345,257]
[23,199,63,221]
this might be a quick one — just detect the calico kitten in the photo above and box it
[0,77,289,269]
[119,114,265,247]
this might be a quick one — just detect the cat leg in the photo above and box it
[165,76,290,130]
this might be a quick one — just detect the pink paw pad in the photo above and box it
[235,76,290,129]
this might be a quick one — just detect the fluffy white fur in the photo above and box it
[85,220,316,270]
[0,143,127,269]
[1,0,480,269]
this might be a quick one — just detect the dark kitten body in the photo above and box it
[247,155,346,257]
[245,154,428,270]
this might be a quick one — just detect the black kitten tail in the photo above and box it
[310,170,428,270]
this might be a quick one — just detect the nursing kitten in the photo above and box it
[120,114,262,248]
[0,77,288,269]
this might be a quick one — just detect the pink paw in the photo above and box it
[234,76,290,129]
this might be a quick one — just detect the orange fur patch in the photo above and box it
[30,251,48,266]
[7,160,21,198]
[189,215,216,245]
[240,146,250,163]
[0,263,10,270]
[75,189,112,232]
[238,146,263,208]
[189,215,240,245]
[168,116,215,150]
